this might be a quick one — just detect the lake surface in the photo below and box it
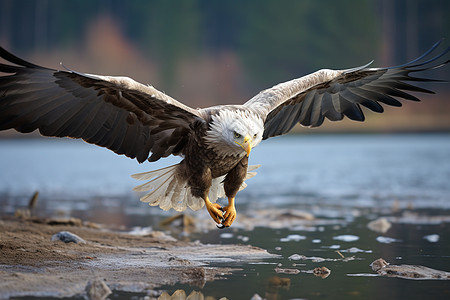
[1,134,450,299]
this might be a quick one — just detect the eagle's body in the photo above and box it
[0,42,448,227]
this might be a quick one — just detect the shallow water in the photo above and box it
[1,134,450,299]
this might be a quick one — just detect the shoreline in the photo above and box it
[0,216,276,299]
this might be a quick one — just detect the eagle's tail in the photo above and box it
[131,163,260,212]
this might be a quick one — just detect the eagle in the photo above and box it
[0,42,448,228]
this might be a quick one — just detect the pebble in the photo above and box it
[51,231,86,244]
[313,266,331,279]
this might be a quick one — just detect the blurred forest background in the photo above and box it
[0,0,449,134]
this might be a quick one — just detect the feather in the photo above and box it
[0,46,202,163]
[247,41,449,138]
[132,163,261,212]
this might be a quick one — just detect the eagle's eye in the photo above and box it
[253,133,257,138]
[234,131,241,139]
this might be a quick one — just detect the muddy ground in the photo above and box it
[0,216,276,299]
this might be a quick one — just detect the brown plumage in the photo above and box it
[0,41,448,227]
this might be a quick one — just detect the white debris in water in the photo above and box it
[220,233,234,239]
[288,254,304,261]
[333,235,359,242]
[275,246,282,251]
[347,273,380,277]
[376,236,402,244]
[275,266,300,274]
[248,262,279,265]
[312,239,321,243]
[341,247,373,253]
[321,244,341,249]
[250,294,263,300]
[237,235,249,242]
[280,234,306,242]
[423,234,439,243]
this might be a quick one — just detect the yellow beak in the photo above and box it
[241,135,252,157]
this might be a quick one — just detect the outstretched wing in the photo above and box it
[0,47,204,163]
[244,41,449,139]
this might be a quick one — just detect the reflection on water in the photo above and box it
[1,134,450,299]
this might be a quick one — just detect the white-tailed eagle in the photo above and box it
[0,41,448,228]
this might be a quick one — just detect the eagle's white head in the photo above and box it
[205,109,264,157]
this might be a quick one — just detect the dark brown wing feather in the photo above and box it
[244,41,449,139]
[0,47,203,163]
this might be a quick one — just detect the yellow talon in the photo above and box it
[222,197,236,227]
[204,197,223,224]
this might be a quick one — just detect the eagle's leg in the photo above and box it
[204,196,224,224]
[186,163,224,225]
[220,156,248,228]
[221,197,236,227]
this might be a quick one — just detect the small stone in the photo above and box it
[313,266,331,279]
[85,278,111,300]
[51,231,86,244]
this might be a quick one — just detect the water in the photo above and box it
[1,134,450,299]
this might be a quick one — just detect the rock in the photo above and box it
[85,278,112,300]
[370,258,450,280]
[367,217,392,233]
[313,266,331,279]
[51,231,86,244]
[370,258,390,272]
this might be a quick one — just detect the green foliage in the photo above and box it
[1,0,448,89]
[238,0,381,86]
